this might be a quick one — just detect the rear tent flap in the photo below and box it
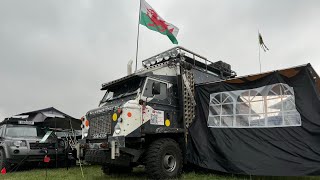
[187,64,320,176]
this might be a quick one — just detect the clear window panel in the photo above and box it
[221,116,233,127]
[208,116,220,127]
[267,112,283,126]
[283,96,296,111]
[221,104,233,115]
[214,94,222,103]
[236,115,249,127]
[251,93,263,102]
[236,103,250,114]
[207,83,301,128]
[209,105,221,116]
[222,93,233,103]
[270,84,281,96]
[238,96,250,103]
[250,115,265,127]
[210,95,221,104]
[267,98,282,113]
[250,90,259,99]
[242,91,250,96]
[283,111,301,126]
[283,85,294,96]
[250,101,265,114]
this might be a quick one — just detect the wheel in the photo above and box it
[0,149,10,171]
[101,165,132,175]
[145,138,183,179]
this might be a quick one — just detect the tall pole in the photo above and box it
[258,30,262,73]
[135,0,142,72]
[259,42,261,73]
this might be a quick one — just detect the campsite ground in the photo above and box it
[2,166,320,180]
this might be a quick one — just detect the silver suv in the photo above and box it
[0,124,65,171]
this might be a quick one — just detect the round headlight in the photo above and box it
[13,141,22,147]
[115,129,121,134]
[115,124,121,134]
[83,132,88,138]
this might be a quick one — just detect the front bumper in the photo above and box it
[84,149,132,167]
[5,146,65,163]
[83,136,137,166]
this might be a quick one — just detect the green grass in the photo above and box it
[1,166,320,180]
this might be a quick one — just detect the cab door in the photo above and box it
[140,77,179,133]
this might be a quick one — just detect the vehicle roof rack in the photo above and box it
[141,46,236,77]
[102,47,237,90]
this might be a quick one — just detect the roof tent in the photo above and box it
[3,107,81,130]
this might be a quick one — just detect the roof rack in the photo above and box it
[141,46,236,77]
[142,46,209,67]
[102,47,237,90]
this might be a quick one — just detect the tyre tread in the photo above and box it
[145,138,183,179]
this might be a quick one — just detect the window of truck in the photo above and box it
[100,78,142,104]
[142,78,168,100]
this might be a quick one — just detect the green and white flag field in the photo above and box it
[140,0,179,44]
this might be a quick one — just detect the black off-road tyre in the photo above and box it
[102,165,132,175]
[0,149,10,171]
[145,138,183,179]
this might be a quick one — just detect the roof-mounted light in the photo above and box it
[142,60,151,67]
[140,47,236,77]
[163,52,170,60]
[156,54,164,63]
[150,57,157,65]
[169,49,179,58]
[142,48,181,68]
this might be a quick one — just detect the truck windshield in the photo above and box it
[100,78,142,104]
[6,126,45,137]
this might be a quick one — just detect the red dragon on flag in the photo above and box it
[146,8,175,34]
[140,0,179,44]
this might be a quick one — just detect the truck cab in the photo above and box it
[80,47,236,179]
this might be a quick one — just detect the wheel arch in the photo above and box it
[144,133,185,153]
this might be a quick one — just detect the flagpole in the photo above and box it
[258,30,262,73]
[259,41,261,73]
[135,0,142,72]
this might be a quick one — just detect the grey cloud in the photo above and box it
[0,0,319,121]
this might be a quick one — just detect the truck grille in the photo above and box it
[89,115,112,138]
[29,143,56,149]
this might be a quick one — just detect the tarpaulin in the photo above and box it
[187,64,320,176]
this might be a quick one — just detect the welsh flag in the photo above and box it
[140,0,179,44]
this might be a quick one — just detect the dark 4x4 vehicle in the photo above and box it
[0,124,66,170]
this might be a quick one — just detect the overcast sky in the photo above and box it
[0,0,319,121]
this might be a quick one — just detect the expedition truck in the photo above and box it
[79,47,236,179]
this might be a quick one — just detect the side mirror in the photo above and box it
[152,82,161,95]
